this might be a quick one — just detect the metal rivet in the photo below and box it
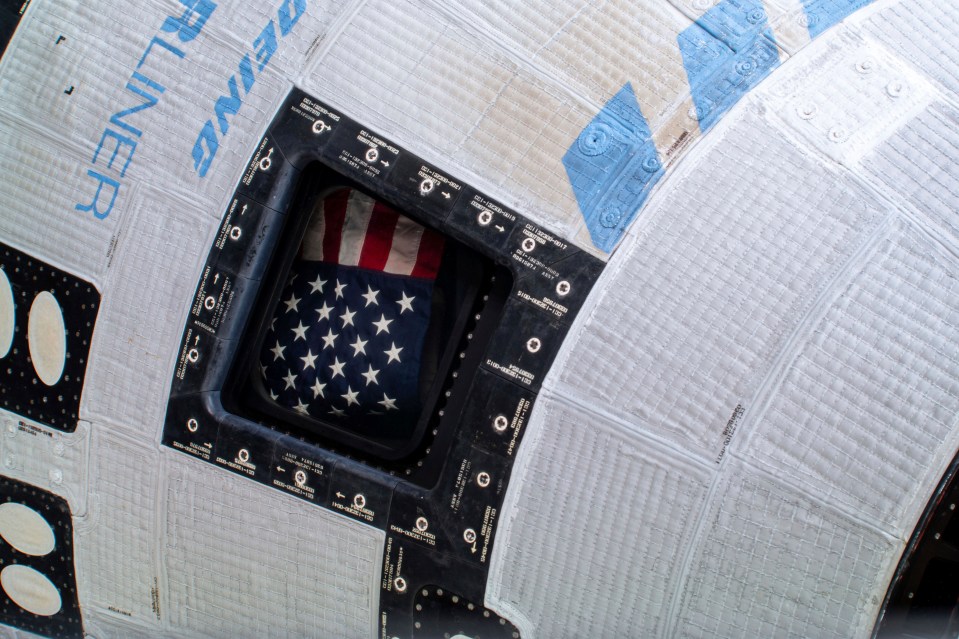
[577,123,613,156]
[886,80,904,98]
[735,59,755,76]
[526,337,542,353]
[600,205,625,229]
[796,103,817,120]
[856,58,874,74]
[828,126,847,143]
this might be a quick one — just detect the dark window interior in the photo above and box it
[224,163,510,475]
[876,450,959,639]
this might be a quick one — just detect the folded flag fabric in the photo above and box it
[259,188,444,431]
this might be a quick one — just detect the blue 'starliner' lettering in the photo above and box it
[76,0,217,220]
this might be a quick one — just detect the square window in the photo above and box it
[225,163,508,469]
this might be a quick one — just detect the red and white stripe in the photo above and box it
[300,188,444,279]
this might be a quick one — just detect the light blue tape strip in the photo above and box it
[801,0,874,38]
[679,0,780,133]
[562,83,663,253]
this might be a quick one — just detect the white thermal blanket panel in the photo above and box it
[674,461,897,638]
[555,109,885,461]
[738,220,959,536]
[75,431,161,628]
[80,184,215,438]
[861,103,959,250]
[303,0,597,243]
[162,455,383,639]
[488,394,711,638]
[488,4,959,637]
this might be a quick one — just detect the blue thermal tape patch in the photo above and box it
[679,0,780,133]
[562,83,663,253]
[801,0,875,38]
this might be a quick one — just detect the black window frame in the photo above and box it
[222,162,512,468]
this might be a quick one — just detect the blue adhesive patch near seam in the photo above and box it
[563,83,663,253]
[693,0,773,52]
[801,0,874,38]
[679,0,781,133]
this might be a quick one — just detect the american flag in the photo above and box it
[259,188,444,431]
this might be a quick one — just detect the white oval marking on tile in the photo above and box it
[0,502,56,556]
[0,564,62,616]
[0,270,14,358]
[28,292,66,386]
